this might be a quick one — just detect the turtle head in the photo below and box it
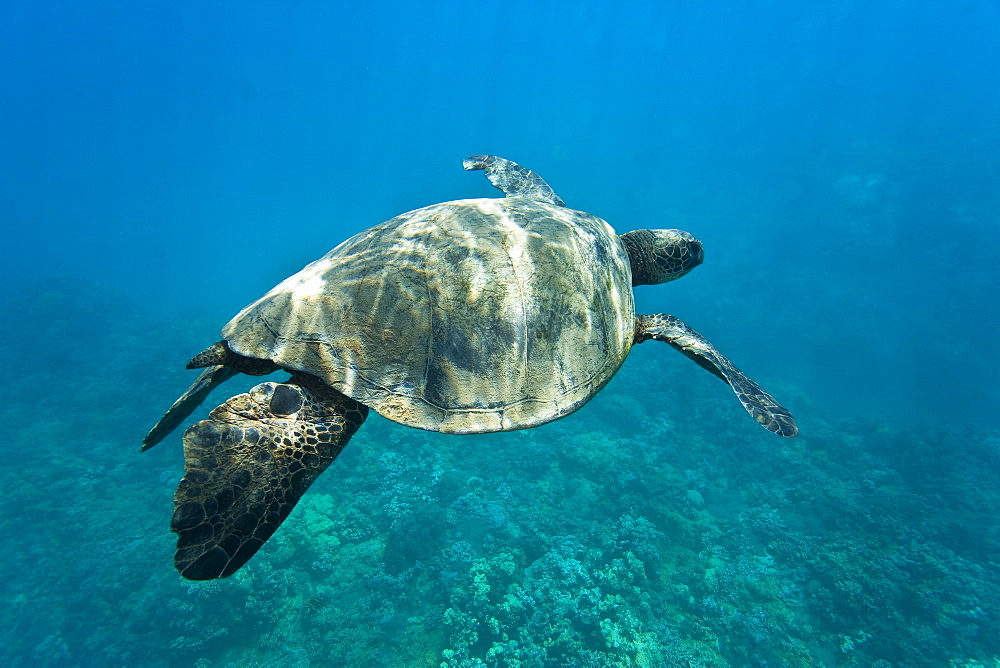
[620,229,704,286]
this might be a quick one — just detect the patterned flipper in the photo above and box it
[171,374,368,579]
[635,314,798,438]
[463,155,566,207]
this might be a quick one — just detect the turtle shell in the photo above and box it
[221,197,635,433]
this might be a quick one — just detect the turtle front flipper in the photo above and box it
[463,155,566,207]
[171,374,368,580]
[635,314,798,438]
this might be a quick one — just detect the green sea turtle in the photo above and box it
[143,155,797,580]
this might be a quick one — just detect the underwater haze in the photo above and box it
[2,1,999,665]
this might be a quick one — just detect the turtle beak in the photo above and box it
[681,231,704,272]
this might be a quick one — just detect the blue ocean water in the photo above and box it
[1,0,998,665]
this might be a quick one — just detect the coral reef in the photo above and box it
[0,284,998,666]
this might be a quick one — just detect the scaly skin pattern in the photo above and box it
[463,155,566,206]
[619,228,704,286]
[635,314,798,438]
[171,373,368,579]
[186,340,279,375]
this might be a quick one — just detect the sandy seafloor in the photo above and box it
[1,1,998,666]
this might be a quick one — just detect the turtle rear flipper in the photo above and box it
[142,342,281,451]
[141,365,239,452]
[635,314,798,438]
[172,374,368,580]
